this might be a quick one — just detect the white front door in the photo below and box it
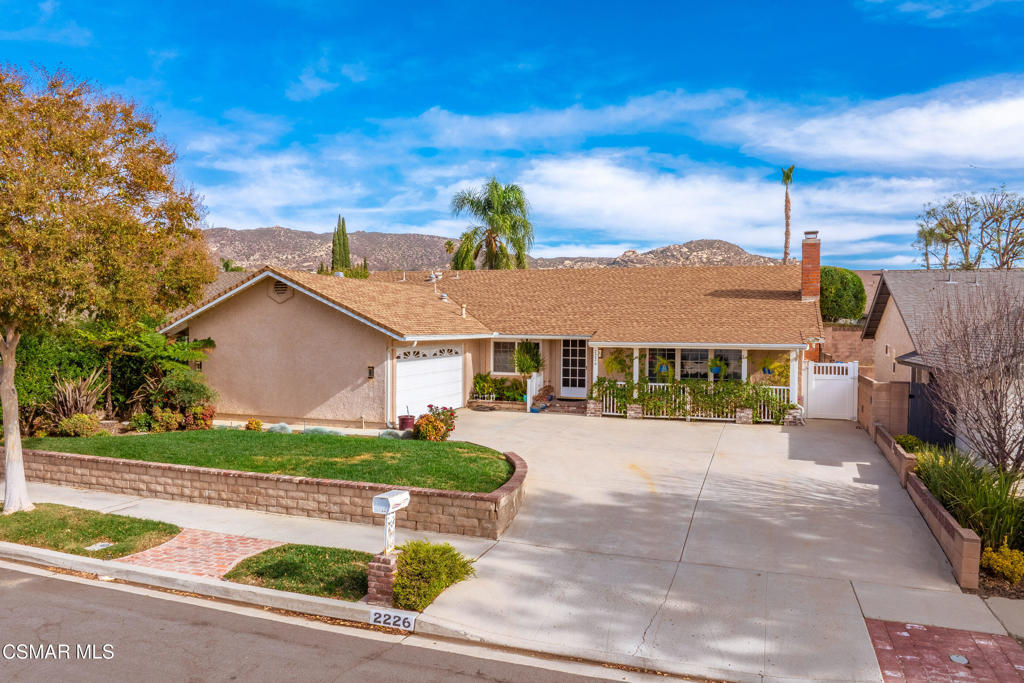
[395,345,464,417]
[560,339,588,398]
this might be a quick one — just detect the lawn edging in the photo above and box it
[873,422,917,487]
[905,472,981,590]
[0,448,527,539]
[0,541,400,626]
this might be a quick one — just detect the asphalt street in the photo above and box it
[0,566,633,683]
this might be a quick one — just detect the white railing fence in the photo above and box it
[600,382,791,422]
[525,371,544,408]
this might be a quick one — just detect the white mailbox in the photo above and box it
[372,490,410,555]
[372,490,410,515]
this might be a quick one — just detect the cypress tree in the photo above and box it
[340,216,351,268]
[362,256,368,271]
[331,215,343,272]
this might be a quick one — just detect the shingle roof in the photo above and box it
[373,266,823,345]
[161,266,492,339]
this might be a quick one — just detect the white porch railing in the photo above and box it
[525,371,544,409]
[601,382,791,422]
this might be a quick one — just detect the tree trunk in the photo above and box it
[105,357,113,417]
[783,187,791,265]
[0,326,33,514]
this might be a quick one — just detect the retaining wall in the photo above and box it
[0,448,526,540]
[873,424,917,487]
[906,473,981,590]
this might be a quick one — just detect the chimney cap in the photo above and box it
[803,230,819,240]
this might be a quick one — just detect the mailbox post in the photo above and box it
[372,490,410,555]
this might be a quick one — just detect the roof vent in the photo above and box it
[946,271,957,284]
[273,281,288,295]
[440,293,449,302]
[461,303,467,318]
[334,271,344,278]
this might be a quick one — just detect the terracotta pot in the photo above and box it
[398,415,415,431]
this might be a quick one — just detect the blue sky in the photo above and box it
[4,0,1024,267]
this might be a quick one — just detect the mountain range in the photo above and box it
[203,226,782,272]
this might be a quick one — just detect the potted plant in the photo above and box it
[514,342,544,402]
[709,356,728,380]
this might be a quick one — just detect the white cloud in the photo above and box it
[860,0,1020,19]
[340,63,369,83]
[531,243,634,258]
[714,76,1024,170]
[286,66,339,102]
[0,1,91,46]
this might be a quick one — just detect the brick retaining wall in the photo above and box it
[906,473,981,590]
[0,448,526,540]
[873,423,917,487]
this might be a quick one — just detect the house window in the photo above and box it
[493,340,539,374]
[711,349,742,380]
[647,349,676,383]
[679,349,708,379]
[493,341,516,373]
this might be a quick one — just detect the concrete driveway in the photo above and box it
[421,411,958,683]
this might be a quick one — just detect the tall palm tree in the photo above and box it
[450,178,533,270]
[781,165,795,264]
[444,239,456,255]
[916,225,936,269]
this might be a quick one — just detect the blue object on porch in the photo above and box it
[547,394,554,401]
[711,366,721,375]
[659,364,669,373]
[763,367,773,375]
[530,407,540,413]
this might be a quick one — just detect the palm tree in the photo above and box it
[781,165,795,264]
[915,224,937,269]
[444,239,456,255]
[450,178,533,270]
[220,258,244,272]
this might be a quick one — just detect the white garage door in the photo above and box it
[395,345,464,417]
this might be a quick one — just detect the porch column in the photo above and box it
[632,347,640,383]
[592,345,599,383]
[674,349,681,381]
[741,350,748,381]
[707,348,712,381]
[789,350,798,404]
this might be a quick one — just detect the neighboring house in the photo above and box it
[861,269,1024,446]
[160,232,825,428]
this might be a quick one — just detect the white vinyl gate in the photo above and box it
[803,361,858,420]
[395,345,464,417]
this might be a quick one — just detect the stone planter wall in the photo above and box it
[874,423,917,487]
[467,399,527,413]
[1,448,527,540]
[735,408,753,424]
[906,473,981,589]
[585,399,602,417]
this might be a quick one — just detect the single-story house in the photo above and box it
[862,269,1024,447]
[160,232,825,427]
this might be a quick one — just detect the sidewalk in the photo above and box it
[7,479,1024,682]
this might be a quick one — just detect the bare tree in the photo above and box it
[978,187,1024,269]
[921,278,1024,471]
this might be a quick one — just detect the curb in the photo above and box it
[0,541,404,627]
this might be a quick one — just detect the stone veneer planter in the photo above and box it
[873,423,917,487]
[466,399,527,413]
[905,472,981,590]
[0,448,526,540]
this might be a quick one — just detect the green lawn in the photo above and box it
[0,503,180,559]
[224,544,373,601]
[24,430,512,493]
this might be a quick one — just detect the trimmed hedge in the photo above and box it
[820,266,866,322]
[393,540,475,611]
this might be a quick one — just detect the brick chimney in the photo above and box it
[801,230,820,301]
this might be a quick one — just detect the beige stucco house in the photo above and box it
[160,233,825,428]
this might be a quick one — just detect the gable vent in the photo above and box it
[273,281,288,296]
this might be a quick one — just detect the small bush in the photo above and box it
[56,413,100,437]
[245,418,263,431]
[128,412,152,432]
[266,422,292,434]
[393,540,475,611]
[413,413,446,441]
[982,543,1024,584]
[150,406,183,433]
[894,434,925,453]
[183,403,216,431]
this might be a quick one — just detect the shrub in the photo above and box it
[916,447,1024,550]
[819,266,867,322]
[426,405,455,438]
[266,422,292,434]
[392,540,475,611]
[894,434,925,453]
[245,418,263,431]
[150,406,183,433]
[183,403,216,431]
[413,413,446,441]
[982,543,1024,583]
[128,412,152,432]
[56,413,100,437]
[47,368,108,422]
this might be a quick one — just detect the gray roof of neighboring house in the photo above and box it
[863,269,1024,369]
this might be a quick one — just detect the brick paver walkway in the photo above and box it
[115,528,282,579]
[867,618,1024,682]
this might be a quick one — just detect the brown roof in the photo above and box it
[162,266,492,339]
[373,266,823,345]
